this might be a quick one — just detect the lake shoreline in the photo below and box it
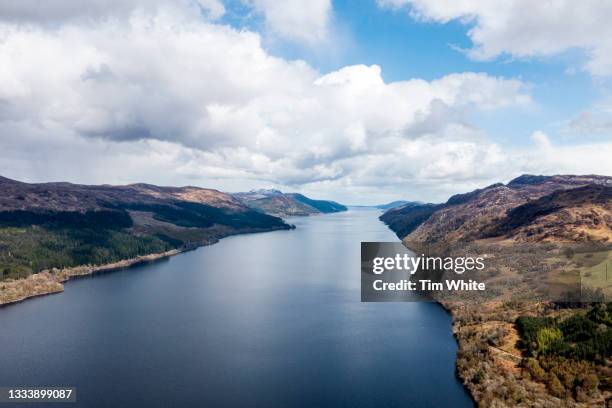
[0,225,289,306]
[0,248,189,307]
[0,209,474,407]
[398,242,477,406]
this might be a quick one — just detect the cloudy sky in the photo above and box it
[1,0,611,204]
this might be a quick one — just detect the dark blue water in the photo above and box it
[0,209,472,407]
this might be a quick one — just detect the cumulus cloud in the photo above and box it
[248,0,332,45]
[516,137,612,182]
[0,0,225,23]
[530,130,552,150]
[377,0,612,76]
[568,110,612,135]
[0,1,608,203]
[0,7,532,188]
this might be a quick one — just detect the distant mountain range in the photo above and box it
[233,189,347,217]
[0,175,291,281]
[380,174,612,245]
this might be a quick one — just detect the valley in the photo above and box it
[0,176,350,305]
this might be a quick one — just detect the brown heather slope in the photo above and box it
[0,175,246,212]
[484,184,612,243]
[403,174,612,246]
[381,174,612,407]
[0,176,292,304]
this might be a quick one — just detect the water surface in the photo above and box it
[0,209,472,407]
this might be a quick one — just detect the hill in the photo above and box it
[483,184,612,243]
[381,174,612,245]
[233,189,347,217]
[379,174,612,406]
[379,202,442,239]
[375,200,420,210]
[0,176,291,283]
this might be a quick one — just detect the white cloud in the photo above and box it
[530,130,552,150]
[517,138,612,181]
[568,110,612,135]
[0,10,531,188]
[0,1,608,204]
[0,0,225,23]
[377,0,612,76]
[248,0,332,45]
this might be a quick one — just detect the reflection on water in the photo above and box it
[0,208,472,408]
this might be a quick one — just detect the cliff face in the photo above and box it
[233,189,347,217]
[380,174,612,245]
[0,176,291,281]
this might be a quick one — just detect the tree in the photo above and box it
[537,327,563,354]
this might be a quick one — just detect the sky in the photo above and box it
[0,0,611,204]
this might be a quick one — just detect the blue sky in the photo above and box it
[223,0,605,148]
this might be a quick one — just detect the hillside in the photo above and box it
[380,174,612,407]
[287,193,347,213]
[381,174,612,245]
[375,200,416,210]
[483,184,612,243]
[379,202,442,238]
[233,189,347,217]
[0,176,291,283]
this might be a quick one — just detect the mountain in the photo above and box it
[287,193,347,213]
[233,189,347,217]
[0,176,291,281]
[381,174,612,245]
[375,200,420,210]
[482,183,612,243]
[380,174,612,407]
[379,202,441,239]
